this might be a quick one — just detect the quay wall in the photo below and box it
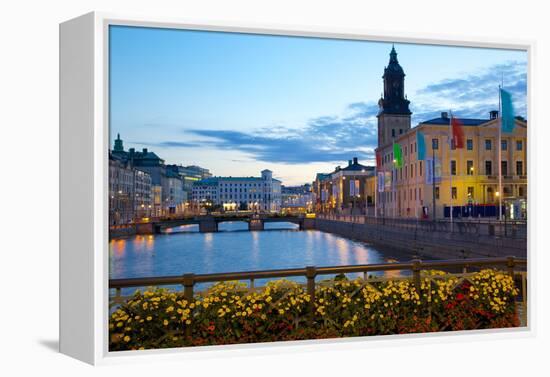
[314,218,527,260]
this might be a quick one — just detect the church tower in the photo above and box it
[113,133,124,152]
[377,46,411,148]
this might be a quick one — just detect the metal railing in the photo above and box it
[317,214,527,239]
[110,257,527,324]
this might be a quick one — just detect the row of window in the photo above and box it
[381,185,525,203]
[432,138,523,151]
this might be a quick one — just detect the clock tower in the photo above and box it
[377,45,411,148]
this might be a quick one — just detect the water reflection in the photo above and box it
[109,222,412,286]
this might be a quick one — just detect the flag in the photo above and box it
[416,130,426,160]
[393,143,403,168]
[500,88,515,133]
[375,151,382,170]
[451,116,465,149]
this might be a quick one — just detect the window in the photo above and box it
[451,160,456,175]
[419,187,422,200]
[467,186,474,199]
[451,187,457,200]
[419,161,423,176]
[501,140,508,151]
[432,138,439,150]
[519,187,525,197]
[516,161,524,176]
[485,160,492,175]
[399,129,403,134]
[485,139,492,150]
[516,140,523,151]
[392,129,395,137]
[404,146,408,156]
[411,164,414,178]
[501,161,508,176]
[467,139,473,150]
[467,160,474,175]
[435,186,440,200]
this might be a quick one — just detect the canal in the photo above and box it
[110,221,418,288]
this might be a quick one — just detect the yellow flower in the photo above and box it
[123,336,131,342]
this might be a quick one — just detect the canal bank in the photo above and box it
[314,216,527,260]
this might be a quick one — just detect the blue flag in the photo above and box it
[500,88,515,133]
[416,130,426,160]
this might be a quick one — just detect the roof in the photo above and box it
[341,162,374,172]
[421,117,489,126]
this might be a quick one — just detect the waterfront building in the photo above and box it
[109,156,135,225]
[192,169,282,212]
[312,158,375,214]
[281,184,313,214]
[111,134,186,217]
[374,47,527,219]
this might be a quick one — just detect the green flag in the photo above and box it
[393,143,403,168]
[500,88,515,133]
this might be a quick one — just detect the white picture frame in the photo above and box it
[59,11,535,365]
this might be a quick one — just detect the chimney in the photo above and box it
[490,110,499,120]
[142,148,148,154]
[348,160,352,166]
[353,157,358,165]
[441,112,448,119]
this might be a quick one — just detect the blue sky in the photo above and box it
[109,25,527,185]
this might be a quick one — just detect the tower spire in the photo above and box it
[113,133,124,152]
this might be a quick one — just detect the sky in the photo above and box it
[109,25,527,186]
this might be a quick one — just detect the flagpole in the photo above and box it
[498,85,503,221]
[449,111,453,230]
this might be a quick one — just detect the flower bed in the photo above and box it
[109,269,520,351]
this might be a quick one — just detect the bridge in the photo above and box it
[135,214,316,234]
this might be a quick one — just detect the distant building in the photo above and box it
[281,184,313,213]
[312,157,375,215]
[173,164,213,201]
[192,169,282,212]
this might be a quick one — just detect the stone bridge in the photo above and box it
[135,215,316,234]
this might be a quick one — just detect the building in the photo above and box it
[110,134,186,217]
[312,157,376,214]
[173,164,213,203]
[281,184,313,213]
[374,47,527,219]
[109,151,153,225]
[192,169,282,212]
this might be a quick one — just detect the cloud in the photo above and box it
[413,60,527,122]
[185,103,379,164]
[140,60,527,166]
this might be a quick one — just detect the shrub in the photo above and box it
[109,269,520,351]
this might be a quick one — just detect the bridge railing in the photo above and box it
[110,256,527,324]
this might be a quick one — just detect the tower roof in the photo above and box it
[385,45,405,76]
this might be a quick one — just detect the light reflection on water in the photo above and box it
[109,222,413,293]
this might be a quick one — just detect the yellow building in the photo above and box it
[376,112,527,219]
[374,46,527,219]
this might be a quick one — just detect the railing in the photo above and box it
[110,257,527,325]
[316,214,527,239]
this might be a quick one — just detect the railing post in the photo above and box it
[507,256,515,279]
[305,266,317,324]
[183,273,195,302]
[182,273,195,338]
[412,259,422,292]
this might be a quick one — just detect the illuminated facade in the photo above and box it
[192,169,282,212]
[313,158,375,214]
[374,48,527,219]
